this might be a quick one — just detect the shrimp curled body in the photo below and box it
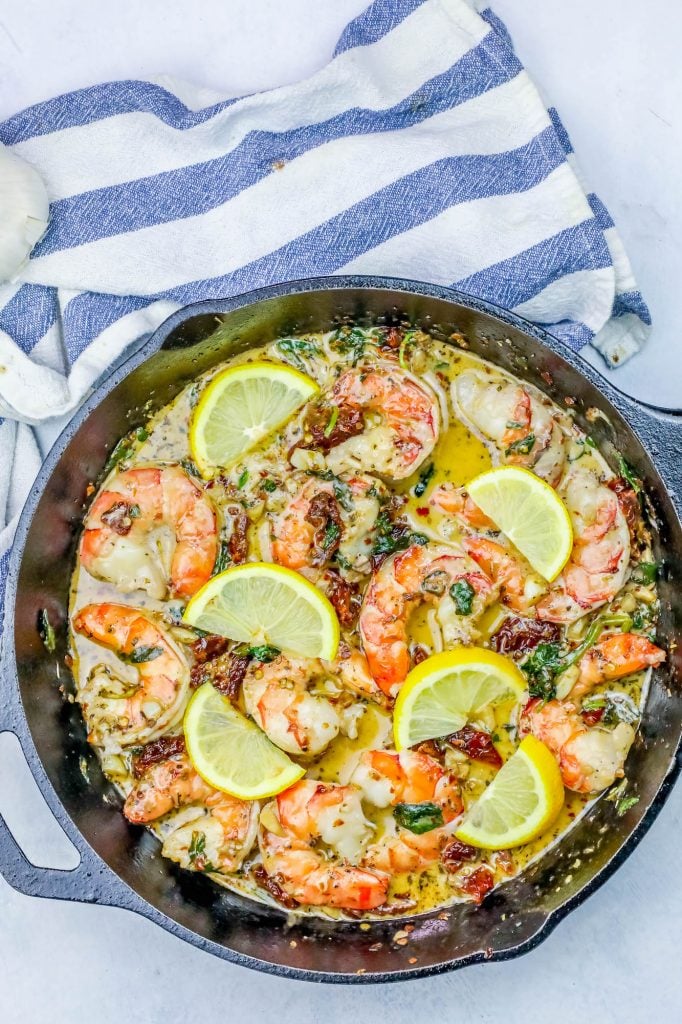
[72,603,189,750]
[80,465,218,600]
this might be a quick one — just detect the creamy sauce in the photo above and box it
[68,326,659,920]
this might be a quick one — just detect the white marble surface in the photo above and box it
[1,1,681,1020]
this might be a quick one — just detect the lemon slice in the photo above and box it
[184,683,304,799]
[455,736,564,849]
[183,562,339,661]
[393,648,526,750]
[189,361,318,477]
[466,466,573,581]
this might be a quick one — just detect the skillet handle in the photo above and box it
[0,671,144,913]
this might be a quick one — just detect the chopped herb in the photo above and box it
[188,830,216,872]
[631,607,650,631]
[104,438,132,472]
[276,336,319,369]
[331,327,377,365]
[632,561,658,585]
[371,513,427,558]
[180,458,201,479]
[411,532,429,546]
[334,552,352,571]
[135,427,149,442]
[505,420,525,430]
[121,645,164,664]
[523,643,562,701]
[398,331,417,370]
[585,436,596,448]
[213,540,231,575]
[322,520,341,551]
[582,693,639,726]
[332,478,354,513]
[262,478,277,493]
[394,802,444,835]
[450,579,475,615]
[615,795,640,817]
[413,462,435,498]
[616,454,641,494]
[435,361,449,371]
[505,433,536,457]
[247,644,281,663]
[237,469,249,489]
[323,406,339,438]
[38,609,56,653]
[128,503,141,518]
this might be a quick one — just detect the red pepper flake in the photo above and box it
[416,506,430,517]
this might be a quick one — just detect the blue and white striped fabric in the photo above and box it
[0,0,650,620]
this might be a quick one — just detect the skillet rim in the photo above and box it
[2,274,682,983]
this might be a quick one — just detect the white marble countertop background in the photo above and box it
[1,1,680,1020]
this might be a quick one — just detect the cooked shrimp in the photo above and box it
[521,698,635,794]
[124,748,258,872]
[572,633,665,698]
[359,542,493,696]
[536,466,630,624]
[259,780,388,910]
[80,465,218,600]
[271,471,383,573]
[463,536,546,613]
[72,603,189,749]
[430,483,496,531]
[242,654,363,757]
[323,366,439,480]
[353,750,463,873]
[453,370,568,485]
[335,647,390,707]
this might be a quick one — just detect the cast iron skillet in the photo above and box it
[1,277,681,983]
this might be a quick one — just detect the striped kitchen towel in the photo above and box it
[0,0,650,615]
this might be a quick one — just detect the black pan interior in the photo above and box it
[11,284,682,980]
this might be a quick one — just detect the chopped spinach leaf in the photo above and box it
[188,830,216,871]
[523,643,562,701]
[322,520,341,551]
[276,336,319,369]
[121,645,164,664]
[332,478,354,513]
[632,561,658,585]
[180,458,201,479]
[247,644,281,663]
[450,579,475,615]
[104,438,132,473]
[394,802,444,835]
[323,406,339,438]
[616,454,641,494]
[262,478,277,493]
[213,540,231,575]
[237,469,249,489]
[615,794,640,816]
[505,433,536,457]
[135,427,149,442]
[38,609,56,653]
[413,462,435,498]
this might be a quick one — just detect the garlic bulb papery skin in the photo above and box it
[0,144,50,283]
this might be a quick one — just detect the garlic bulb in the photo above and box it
[0,144,49,282]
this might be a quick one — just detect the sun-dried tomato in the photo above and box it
[190,651,250,700]
[490,615,561,657]
[191,634,230,663]
[581,706,606,726]
[460,866,494,903]
[607,477,640,542]
[299,403,364,452]
[100,501,134,535]
[132,735,186,778]
[251,865,299,910]
[447,725,503,767]
[227,508,249,565]
[305,491,343,566]
[442,839,478,872]
[323,570,361,628]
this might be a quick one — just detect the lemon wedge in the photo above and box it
[466,465,573,581]
[455,736,564,849]
[184,683,304,799]
[183,562,339,661]
[393,648,526,750]
[189,361,318,477]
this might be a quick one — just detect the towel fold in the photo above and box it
[0,0,651,622]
